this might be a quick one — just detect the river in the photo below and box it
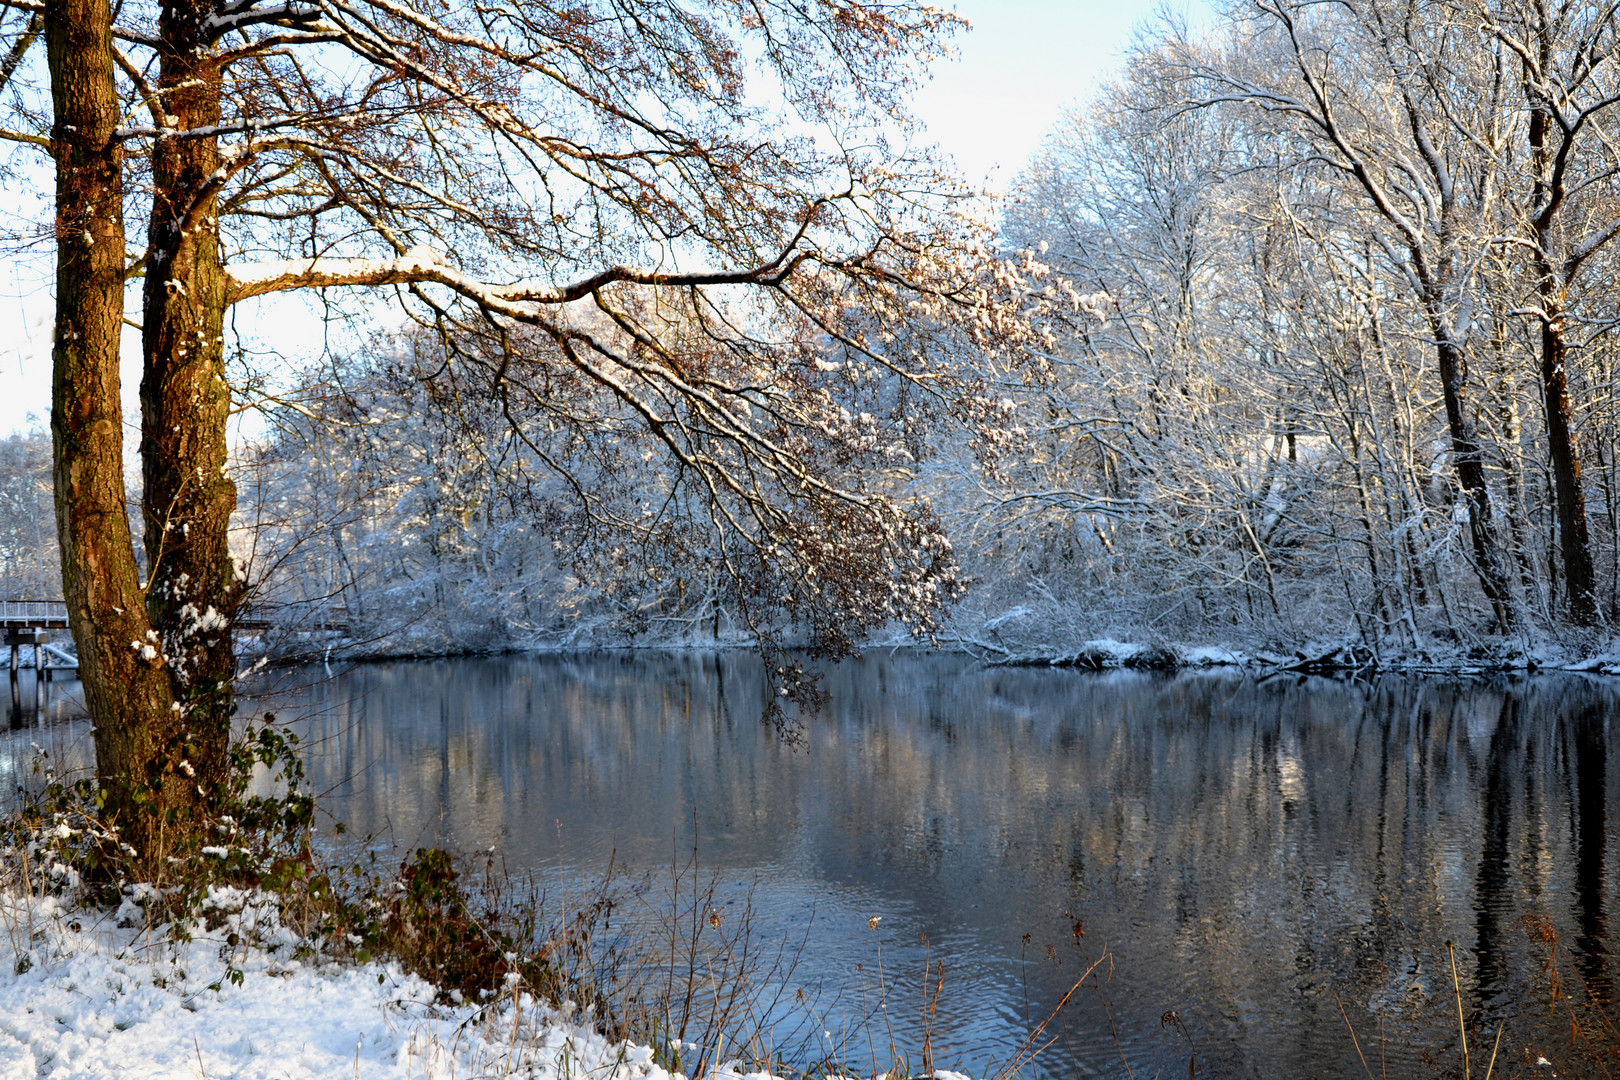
[6,652,1617,1078]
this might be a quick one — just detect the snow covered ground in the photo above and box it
[0,888,914,1080]
[971,634,1620,675]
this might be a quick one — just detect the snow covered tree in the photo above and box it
[6,0,1054,863]
[237,326,853,655]
[1473,0,1620,626]
[979,2,1620,655]
[1166,0,1524,630]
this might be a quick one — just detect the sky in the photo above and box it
[912,0,1166,188]
[0,0,1178,438]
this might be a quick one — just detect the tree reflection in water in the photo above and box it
[6,655,1616,1078]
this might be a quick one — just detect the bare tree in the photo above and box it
[5,0,1053,861]
[237,319,948,655]
[41,0,180,850]
[1475,0,1620,625]
[980,14,1620,657]
[1167,0,1523,630]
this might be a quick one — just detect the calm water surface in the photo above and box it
[7,654,1618,1077]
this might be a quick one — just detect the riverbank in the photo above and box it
[222,627,1620,678]
[16,634,1620,682]
[965,635,1620,675]
[0,886,910,1080]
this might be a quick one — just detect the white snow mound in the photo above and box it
[0,890,807,1080]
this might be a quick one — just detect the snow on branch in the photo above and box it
[203,0,321,35]
[224,249,812,306]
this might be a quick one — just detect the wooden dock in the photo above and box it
[0,600,69,630]
[4,601,71,680]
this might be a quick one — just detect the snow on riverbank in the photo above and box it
[967,635,1620,675]
[0,889,848,1080]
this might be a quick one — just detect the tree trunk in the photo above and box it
[1434,337,1516,631]
[140,0,240,794]
[1524,45,1600,628]
[45,0,185,865]
[1538,283,1598,626]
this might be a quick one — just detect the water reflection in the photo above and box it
[4,655,1618,1078]
[1574,704,1609,1002]
[5,671,83,733]
[234,655,1618,1079]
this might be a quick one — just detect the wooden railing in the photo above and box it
[0,600,68,628]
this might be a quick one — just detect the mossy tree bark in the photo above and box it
[140,0,241,797]
[45,0,196,866]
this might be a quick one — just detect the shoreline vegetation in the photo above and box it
[973,638,1620,676]
[15,630,1620,681]
[231,630,1620,678]
[0,885,859,1080]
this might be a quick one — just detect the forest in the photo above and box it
[5,0,1620,669]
